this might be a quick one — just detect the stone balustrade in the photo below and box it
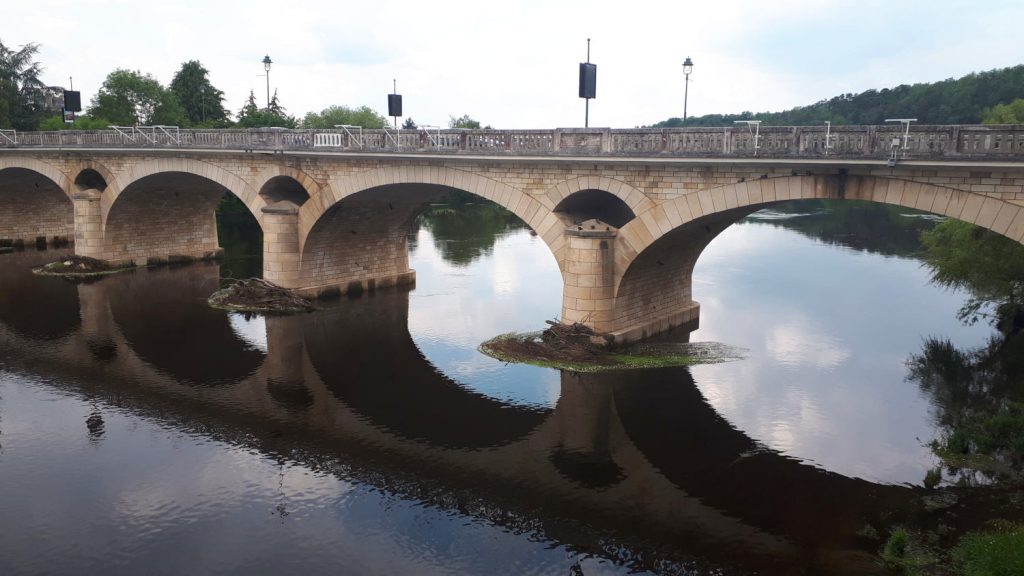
[4,124,1024,160]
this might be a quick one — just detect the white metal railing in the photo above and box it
[419,125,441,147]
[2,125,1024,161]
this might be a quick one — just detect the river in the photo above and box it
[0,197,1007,575]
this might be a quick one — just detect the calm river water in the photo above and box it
[0,199,998,575]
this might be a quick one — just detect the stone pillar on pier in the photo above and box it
[561,220,616,333]
[72,189,104,259]
[262,201,301,289]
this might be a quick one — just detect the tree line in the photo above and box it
[653,64,1024,127]
[0,38,489,132]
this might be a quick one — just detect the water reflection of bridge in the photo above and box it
[0,252,917,575]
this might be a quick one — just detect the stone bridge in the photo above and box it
[2,124,1024,341]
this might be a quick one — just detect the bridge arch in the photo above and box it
[544,175,656,221]
[609,175,1024,339]
[0,158,74,244]
[102,167,262,265]
[71,160,118,195]
[294,165,566,297]
[0,157,72,196]
[103,158,263,228]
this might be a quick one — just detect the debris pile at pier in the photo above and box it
[208,278,314,314]
[34,255,132,278]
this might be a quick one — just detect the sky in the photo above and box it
[4,0,1024,129]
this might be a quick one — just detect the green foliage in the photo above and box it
[953,525,1024,576]
[982,98,1024,124]
[416,191,525,266]
[448,114,490,129]
[169,60,229,126]
[234,90,296,128]
[909,220,1024,487]
[302,105,386,129]
[652,65,1024,127]
[0,39,46,130]
[920,220,1024,329]
[37,115,110,131]
[878,527,938,574]
[89,69,186,126]
[743,199,937,258]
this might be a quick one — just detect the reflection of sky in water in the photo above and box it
[0,378,594,576]
[691,221,991,485]
[228,313,268,353]
[408,228,563,410]
[405,216,992,485]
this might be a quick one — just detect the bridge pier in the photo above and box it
[262,201,302,289]
[72,189,104,259]
[561,222,617,332]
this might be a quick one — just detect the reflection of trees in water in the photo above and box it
[909,219,1024,486]
[216,193,263,284]
[415,190,527,267]
[743,199,937,258]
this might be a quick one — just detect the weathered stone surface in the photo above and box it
[1,145,1023,342]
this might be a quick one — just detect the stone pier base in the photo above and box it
[292,270,417,299]
[609,301,701,344]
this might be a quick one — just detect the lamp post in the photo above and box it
[682,57,693,124]
[262,55,273,108]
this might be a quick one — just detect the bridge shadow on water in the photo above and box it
[0,249,930,575]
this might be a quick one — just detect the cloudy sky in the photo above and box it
[5,0,1023,128]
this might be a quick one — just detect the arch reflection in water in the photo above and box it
[0,249,80,340]
[103,263,266,386]
[0,253,924,575]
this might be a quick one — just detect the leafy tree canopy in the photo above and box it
[0,39,46,130]
[302,105,386,129]
[982,98,1024,124]
[921,219,1024,334]
[89,69,186,126]
[235,89,296,128]
[38,114,110,131]
[169,60,229,127]
[448,114,491,129]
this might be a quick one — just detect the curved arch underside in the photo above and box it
[298,184,451,295]
[608,175,1024,339]
[0,167,73,244]
[103,171,237,264]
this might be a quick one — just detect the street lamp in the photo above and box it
[682,56,693,124]
[262,55,273,108]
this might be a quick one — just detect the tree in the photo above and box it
[0,39,46,130]
[38,115,109,131]
[448,114,488,129]
[89,69,186,126]
[648,64,1024,127]
[920,219,1024,334]
[235,89,296,128]
[302,105,387,129]
[982,98,1024,124]
[169,60,229,127]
